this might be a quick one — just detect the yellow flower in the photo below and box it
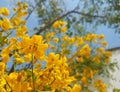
[50,45,56,50]
[21,35,48,60]
[24,53,32,62]
[46,52,59,67]
[84,34,97,42]
[17,11,28,17]
[104,51,112,57]
[94,79,107,92]
[52,21,60,28]
[16,25,27,37]
[21,82,32,92]
[15,57,24,64]
[23,3,28,9]
[80,44,91,58]
[0,88,6,92]
[100,41,108,47]
[81,76,88,85]
[53,38,59,43]
[62,35,68,41]
[1,47,10,63]
[52,20,67,28]
[98,34,105,39]
[96,47,105,54]
[0,62,5,71]
[0,77,6,88]
[61,27,67,32]
[93,55,101,63]
[72,84,81,92]
[11,17,21,26]
[75,37,84,46]
[0,7,9,16]
[76,54,83,63]
[0,18,12,31]
[83,68,94,78]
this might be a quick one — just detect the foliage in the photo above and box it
[0,1,118,92]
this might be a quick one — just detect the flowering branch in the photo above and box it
[35,10,106,34]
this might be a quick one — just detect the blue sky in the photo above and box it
[0,0,120,49]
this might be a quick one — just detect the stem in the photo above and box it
[31,54,35,91]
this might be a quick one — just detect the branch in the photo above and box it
[35,10,106,34]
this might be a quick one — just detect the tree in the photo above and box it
[0,1,118,92]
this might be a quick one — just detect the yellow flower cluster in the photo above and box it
[52,20,68,32]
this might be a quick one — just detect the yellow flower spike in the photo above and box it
[0,7,9,16]
[0,18,12,31]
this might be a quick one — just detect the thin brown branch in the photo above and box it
[35,10,106,34]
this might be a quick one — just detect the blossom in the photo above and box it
[46,52,59,67]
[16,25,27,37]
[53,38,59,43]
[94,79,107,92]
[0,18,12,31]
[72,84,81,92]
[52,20,67,28]
[0,77,6,88]
[0,7,9,16]
[61,27,67,32]
[1,47,10,63]
[11,17,21,26]
[0,62,5,71]
[21,35,48,60]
